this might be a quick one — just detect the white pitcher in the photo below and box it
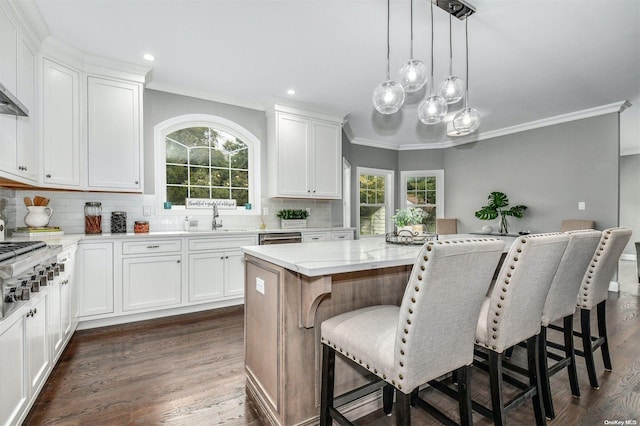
[24,206,53,228]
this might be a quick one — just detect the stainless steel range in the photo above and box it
[1,241,62,319]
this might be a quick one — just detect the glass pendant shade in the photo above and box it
[452,106,481,133]
[439,76,465,104]
[418,94,447,124]
[399,59,427,92]
[373,80,406,114]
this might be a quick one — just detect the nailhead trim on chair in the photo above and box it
[580,229,611,309]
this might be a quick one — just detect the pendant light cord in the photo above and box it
[429,0,434,94]
[448,14,453,75]
[386,0,391,80]
[409,0,414,59]
[464,17,470,107]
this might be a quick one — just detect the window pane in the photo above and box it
[230,149,249,169]
[373,176,385,190]
[231,170,249,188]
[211,187,229,199]
[359,206,386,236]
[190,167,210,186]
[359,175,371,189]
[211,148,227,168]
[375,190,384,204]
[415,177,426,190]
[211,168,230,186]
[191,147,210,166]
[167,186,187,206]
[166,140,187,164]
[190,186,210,199]
[426,191,436,205]
[416,191,426,204]
[406,177,416,191]
[426,177,436,191]
[360,190,368,204]
[166,165,188,185]
[232,189,249,205]
[168,127,206,148]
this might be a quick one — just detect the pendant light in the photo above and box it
[398,0,427,92]
[452,17,481,134]
[439,13,465,104]
[373,0,405,114]
[418,0,447,125]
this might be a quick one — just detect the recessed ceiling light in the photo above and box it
[287,89,296,95]
[143,54,155,62]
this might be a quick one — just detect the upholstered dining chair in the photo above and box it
[474,233,569,425]
[560,219,596,232]
[538,229,601,419]
[572,227,631,389]
[436,218,458,235]
[320,238,505,426]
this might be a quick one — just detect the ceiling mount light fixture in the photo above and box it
[398,0,427,92]
[287,89,296,95]
[439,12,465,104]
[418,0,447,125]
[451,16,481,135]
[143,53,155,61]
[372,0,405,114]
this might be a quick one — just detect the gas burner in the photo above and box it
[0,241,47,263]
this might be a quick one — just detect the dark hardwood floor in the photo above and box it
[25,261,640,425]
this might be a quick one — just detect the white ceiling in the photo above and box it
[30,0,640,149]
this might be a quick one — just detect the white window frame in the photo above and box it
[154,114,261,217]
[357,167,394,238]
[399,169,445,218]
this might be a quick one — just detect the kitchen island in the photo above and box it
[242,235,514,426]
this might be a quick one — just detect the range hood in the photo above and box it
[0,82,28,117]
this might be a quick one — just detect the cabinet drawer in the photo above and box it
[188,236,257,252]
[302,232,328,243]
[122,239,182,255]
[330,231,354,241]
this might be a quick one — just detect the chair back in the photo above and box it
[436,218,458,235]
[479,233,569,352]
[395,238,505,391]
[578,228,632,310]
[561,219,595,232]
[541,230,601,326]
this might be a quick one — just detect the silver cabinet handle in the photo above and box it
[46,174,52,178]
[146,245,160,249]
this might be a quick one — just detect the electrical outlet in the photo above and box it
[143,205,151,216]
[263,207,269,216]
[306,207,311,215]
[578,201,586,210]
[256,277,265,295]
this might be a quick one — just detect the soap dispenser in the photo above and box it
[183,216,190,231]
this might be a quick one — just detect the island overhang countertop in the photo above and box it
[242,234,515,277]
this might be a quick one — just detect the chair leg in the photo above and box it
[457,365,473,426]
[580,308,600,389]
[505,346,514,359]
[383,384,394,415]
[538,326,554,419]
[527,335,546,425]
[320,344,336,426]
[563,314,580,398]
[410,387,419,406]
[396,391,412,426]
[597,301,612,371]
[488,350,506,426]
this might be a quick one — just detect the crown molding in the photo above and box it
[145,81,265,112]
[7,0,48,46]
[352,101,632,151]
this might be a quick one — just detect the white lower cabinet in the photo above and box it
[0,312,27,426]
[188,252,224,302]
[302,232,328,243]
[122,254,182,312]
[77,242,114,317]
[27,296,49,397]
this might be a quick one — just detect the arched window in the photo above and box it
[154,114,261,215]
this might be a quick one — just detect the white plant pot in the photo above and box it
[281,219,307,229]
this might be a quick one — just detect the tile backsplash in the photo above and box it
[1,189,338,234]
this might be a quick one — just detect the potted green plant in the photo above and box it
[391,208,425,235]
[276,209,309,229]
[475,191,527,235]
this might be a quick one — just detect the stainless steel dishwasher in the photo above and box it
[258,232,303,245]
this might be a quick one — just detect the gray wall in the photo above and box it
[443,113,620,234]
[398,149,444,172]
[143,89,267,195]
[620,154,640,255]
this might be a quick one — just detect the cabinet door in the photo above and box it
[26,296,49,397]
[42,58,81,187]
[0,7,18,174]
[122,255,182,311]
[311,120,341,198]
[87,77,142,190]
[77,242,114,317]
[275,112,310,197]
[48,281,62,356]
[188,252,224,302]
[16,37,36,180]
[0,314,27,426]
[59,278,71,347]
[224,250,245,297]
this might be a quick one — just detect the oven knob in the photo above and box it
[30,280,40,292]
[54,266,60,276]
[39,276,48,287]
[59,263,65,273]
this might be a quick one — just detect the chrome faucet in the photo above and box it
[212,202,222,230]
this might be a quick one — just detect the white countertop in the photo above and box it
[242,234,517,277]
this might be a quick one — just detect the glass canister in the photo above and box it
[110,211,127,234]
[134,221,149,234]
[84,202,102,234]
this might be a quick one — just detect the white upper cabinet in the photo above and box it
[87,76,142,191]
[267,105,343,199]
[0,6,18,177]
[42,58,81,188]
[16,37,36,181]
